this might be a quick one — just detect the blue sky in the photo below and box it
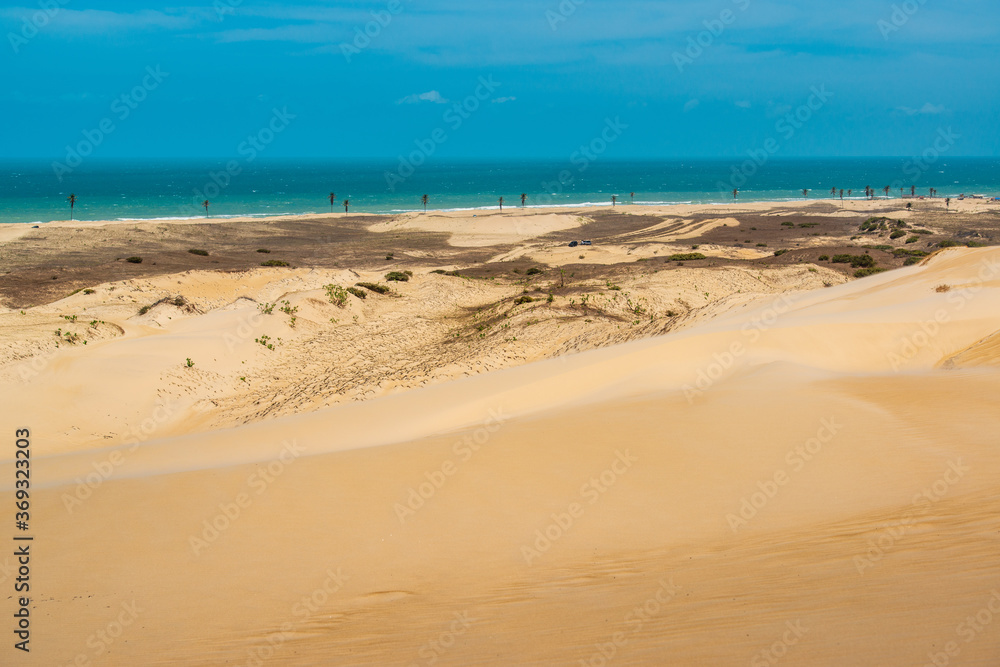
[2,0,998,160]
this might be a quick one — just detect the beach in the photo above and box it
[2,199,999,665]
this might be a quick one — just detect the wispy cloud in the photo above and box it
[0,8,204,32]
[397,91,448,105]
[896,102,947,116]
[492,96,517,104]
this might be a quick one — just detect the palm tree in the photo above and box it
[883,186,890,198]
[732,189,738,199]
[611,195,617,207]
[343,200,349,213]
[521,193,527,208]
[422,194,428,212]
[67,193,77,220]
[839,189,844,200]
[328,192,336,212]
[498,196,504,212]
[630,192,635,204]
[203,200,210,214]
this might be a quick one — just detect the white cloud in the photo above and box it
[396,91,448,105]
[683,99,700,112]
[897,102,947,116]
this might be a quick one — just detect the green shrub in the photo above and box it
[324,284,349,307]
[513,296,534,305]
[773,249,789,257]
[904,256,922,266]
[893,248,929,258]
[854,267,887,278]
[256,248,271,253]
[356,282,391,295]
[188,249,209,256]
[889,231,906,240]
[525,267,543,276]
[967,241,987,248]
[385,271,410,282]
[138,305,151,315]
[431,269,448,275]
[667,253,706,261]
[938,240,959,248]
[756,243,768,247]
[781,221,795,227]
[913,229,933,235]
[832,254,875,268]
[126,256,143,264]
[261,260,290,267]
[83,288,95,295]
[346,287,367,299]
[818,255,830,261]
[906,236,919,244]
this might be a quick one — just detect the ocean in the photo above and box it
[2,158,998,225]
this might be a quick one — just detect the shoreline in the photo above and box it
[2,195,993,235]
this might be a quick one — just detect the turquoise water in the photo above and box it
[2,158,998,225]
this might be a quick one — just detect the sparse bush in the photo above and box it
[185,358,194,368]
[781,221,794,227]
[832,254,875,268]
[938,240,959,248]
[431,269,448,275]
[324,284,349,307]
[967,241,987,248]
[385,271,410,282]
[188,249,209,256]
[818,255,830,261]
[126,256,143,264]
[137,305,151,315]
[906,236,919,244]
[258,302,275,315]
[83,288,95,295]
[668,253,706,261]
[904,256,922,266]
[346,287,367,300]
[773,249,789,257]
[256,248,271,253]
[854,267,886,278]
[889,231,906,240]
[513,296,534,305]
[525,267,543,276]
[935,284,951,293]
[261,260,290,267]
[385,253,394,260]
[356,282,391,295]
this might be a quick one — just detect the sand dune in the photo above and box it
[3,247,999,665]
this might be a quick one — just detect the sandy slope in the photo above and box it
[2,248,999,665]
